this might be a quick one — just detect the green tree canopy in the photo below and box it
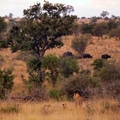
[7,1,77,84]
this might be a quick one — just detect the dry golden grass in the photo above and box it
[0,99,119,120]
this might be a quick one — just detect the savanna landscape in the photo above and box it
[0,1,120,120]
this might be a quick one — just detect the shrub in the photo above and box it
[98,60,120,82]
[49,89,60,101]
[42,54,60,86]
[61,73,101,99]
[93,60,120,98]
[92,58,105,70]
[60,57,79,78]
[92,22,108,39]
[22,75,49,101]
[0,68,14,99]
[109,26,120,40]
[22,70,39,91]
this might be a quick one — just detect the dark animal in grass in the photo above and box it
[62,51,73,57]
[83,54,92,58]
[101,54,111,59]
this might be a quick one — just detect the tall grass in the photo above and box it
[0,98,119,120]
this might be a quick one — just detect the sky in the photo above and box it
[0,0,120,18]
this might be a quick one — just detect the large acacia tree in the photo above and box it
[7,1,77,85]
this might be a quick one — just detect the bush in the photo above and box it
[61,73,101,99]
[92,22,108,39]
[98,60,120,82]
[0,68,14,99]
[109,26,120,40]
[92,58,105,70]
[22,69,49,101]
[42,54,60,86]
[49,89,60,101]
[60,57,79,78]
[80,23,94,34]
[93,60,120,98]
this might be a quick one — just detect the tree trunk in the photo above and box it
[37,51,45,85]
[38,65,43,86]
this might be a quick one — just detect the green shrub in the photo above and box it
[61,73,101,99]
[49,89,60,101]
[42,54,60,86]
[92,58,105,70]
[98,60,120,82]
[60,57,79,78]
[0,68,14,99]
[22,70,39,91]
[93,60,120,98]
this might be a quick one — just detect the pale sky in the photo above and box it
[0,0,120,18]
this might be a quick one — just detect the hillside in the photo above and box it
[0,36,120,95]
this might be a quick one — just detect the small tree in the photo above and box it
[42,54,60,87]
[109,26,120,40]
[100,11,109,19]
[80,23,94,34]
[92,22,108,39]
[9,13,13,19]
[71,34,90,57]
[0,68,14,99]
[107,20,117,31]
[60,57,79,78]
[90,16,98,24]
